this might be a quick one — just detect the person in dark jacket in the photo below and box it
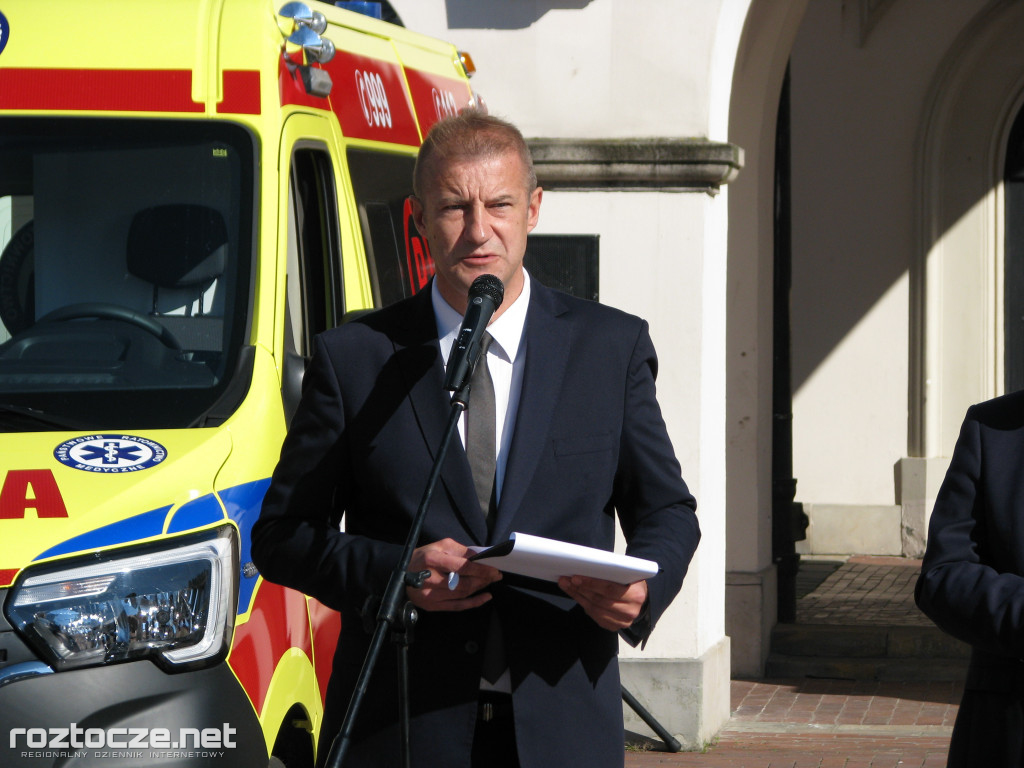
[917,389,1024,766]
[252,110,700,768]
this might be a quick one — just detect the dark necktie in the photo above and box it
[465,333,506,684]
[466,332,496,527]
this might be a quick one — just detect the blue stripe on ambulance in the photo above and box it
[167,493,227,533]
[29,478,271,616]
[33,505,171,561]
[220,478,271,615]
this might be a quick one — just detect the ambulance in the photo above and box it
[0,1,477,765]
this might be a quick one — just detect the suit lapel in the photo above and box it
[393,289,488,544]
[491,284,572,542]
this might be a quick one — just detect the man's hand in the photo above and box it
[405,538,502,611]
[558,575,648,631]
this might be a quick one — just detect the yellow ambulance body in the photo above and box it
[0,1,474,765]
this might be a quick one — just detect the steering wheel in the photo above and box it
[38,302,183,350]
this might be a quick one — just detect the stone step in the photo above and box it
[771,622,970,659]
[766,623,970,681]
[765,653,969,681]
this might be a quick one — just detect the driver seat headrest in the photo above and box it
[126,205,228,289]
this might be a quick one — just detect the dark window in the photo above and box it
[525,234,600,301]
[287,147,343,356]
[346,149,431,306]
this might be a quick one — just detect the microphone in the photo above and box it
[444,274,504,391]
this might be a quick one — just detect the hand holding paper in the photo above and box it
[404,537,501,612]
[559,573,650,631]
[468,532,658,585]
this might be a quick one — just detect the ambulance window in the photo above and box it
[286,147,343,356]
[346,149,432,307]
[0,194,33,346]
[0,117,256,431]
[360,202,405,306]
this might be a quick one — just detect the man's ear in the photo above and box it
[526,186,543,233]
[408,195,427,237]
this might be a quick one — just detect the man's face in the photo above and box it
[411,151,542,315]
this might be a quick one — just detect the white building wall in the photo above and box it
[397,1,718,139]
[788,0,981,511]
[534,190,726,659]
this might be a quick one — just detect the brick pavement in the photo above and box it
[796,556,931,627]
[624,556,963,767]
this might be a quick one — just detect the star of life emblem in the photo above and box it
[54,435,168,473]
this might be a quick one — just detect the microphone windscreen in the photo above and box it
[469,274,504,307]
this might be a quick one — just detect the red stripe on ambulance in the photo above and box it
[324,50,420,146]
[402,68,473,137]
[0,68,203,112]
[308,597,341,708]
[278,53,472,146]
[217,69,261,114]
[0,68,260,113]
[403,196,434,295]
[279,52,326,110]
[229,580,315,714]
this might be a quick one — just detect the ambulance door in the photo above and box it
[346,148,431,307]
[280,116,346,422]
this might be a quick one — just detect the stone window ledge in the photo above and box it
[527,138,744,194]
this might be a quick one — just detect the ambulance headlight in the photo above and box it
[5,527,237,672]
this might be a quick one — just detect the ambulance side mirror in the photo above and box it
[287,25,336,65]
[278,2,328,35]
[278,2,336,97]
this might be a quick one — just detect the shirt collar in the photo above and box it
[432,271,530,363]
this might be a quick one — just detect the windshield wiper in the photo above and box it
[0,404,91,432]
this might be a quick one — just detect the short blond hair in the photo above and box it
[413,109,537,198]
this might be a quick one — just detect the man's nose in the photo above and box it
[464,203,492,243]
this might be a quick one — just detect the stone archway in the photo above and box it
[725,0,809,677]
[914,0,1024,458]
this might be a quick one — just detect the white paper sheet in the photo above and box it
[468,532,658,585]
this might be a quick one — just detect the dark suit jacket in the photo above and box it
[916,390,1024,766]
[252,280,700,768]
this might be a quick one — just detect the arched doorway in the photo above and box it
[726,0,1024,677]
[914,1,1024,459]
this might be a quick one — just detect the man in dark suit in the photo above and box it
[252,110,700,768]
[916,390,1024,766]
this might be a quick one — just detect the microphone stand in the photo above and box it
[324,378,474,768]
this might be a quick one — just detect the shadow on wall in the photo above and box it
[446,0,593,29]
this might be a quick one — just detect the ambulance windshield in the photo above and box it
[0,118,255,431]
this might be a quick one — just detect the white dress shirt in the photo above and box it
[432,272,530,505]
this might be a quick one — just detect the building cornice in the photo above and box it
[527,137,744,194]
